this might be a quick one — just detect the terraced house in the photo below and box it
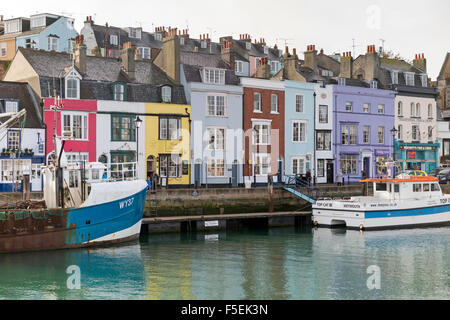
[4,35,189,184]
[0,13,78,62]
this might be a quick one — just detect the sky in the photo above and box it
[2,0,449,79]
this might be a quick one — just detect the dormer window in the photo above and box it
[5,19,21,34]
[405,72,415,86]
[154,33,162,41]
[113,82,126,101]
[129,28,141,39]
[235,61,244,73]
[201,41,207,49]
[246,42,251,50]
[66,78,79,99]
[31,16,46,29]
[161,86,172,103]
[263,46,269,55]
[421,74,428,87]
[391,71,399,84]
[110,35,118,46]
[4,100,19,113]
[338,78,346,86]
[270,61,279,73]
[180,37,185,45]
[370,80,378,89]
[138,47,151,60]
[203,68,225,85]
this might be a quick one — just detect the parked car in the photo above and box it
[437,169,450,184]
[429,167,445,177]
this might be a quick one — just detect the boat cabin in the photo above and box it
[360,176,442,201]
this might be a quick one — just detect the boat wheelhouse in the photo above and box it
[312,174,450,230]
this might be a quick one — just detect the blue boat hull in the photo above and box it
[0,186,148,254]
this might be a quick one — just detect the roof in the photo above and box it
[181,51,229,69]
[0,81,43,128]
[18,47,187,103]
[438,52,450,80]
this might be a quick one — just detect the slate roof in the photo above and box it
[438,52,450,80]
[18,47,187,104]
[0,81,43,128]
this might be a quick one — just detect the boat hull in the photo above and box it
[0,184,147,254]
[312,204,450,230]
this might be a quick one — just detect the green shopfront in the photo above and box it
[395,141,439,173]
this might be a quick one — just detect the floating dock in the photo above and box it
[141,211,312,234]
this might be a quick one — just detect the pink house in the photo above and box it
[44,98,97,163]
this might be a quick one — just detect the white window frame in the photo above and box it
[270,61,279,73]
[253,122,271,146]
[398,125,403,140]
[271,94,279,114]
[235,60,244,73]
[253,153,271,176]
[5,100,19,113]
[207,158,225,177]
[391,71,399,84]
[61,112,89,141]
[113,83,125,101]
[161,86,172,103]
[48,36,58,51]
[202,68,226,85]
[428,104,433,119]
[378,126,385,144]
[318,105,328,123]
[5,19,21,34]
[180,37,185,45]
[253,92,262,113]
[129,28,141,39]
[292,156,306,176]
[296,95,304,113]
[110,35,118,46]
[416,103,421,119]
[138,47,151,60]
[206,95,227,117]
[398,101,403,117]
[363,103,370,113]
[206,127,226,150]
[246,42,251,50]
[405,72,415,86]
[378,104,385,114]
[421,74,428,87]
[292,120,307,143]
[363,126,370,144]
[65,77,80,100]
[7,130,21,150]
[412,125,419,141]
[0,43,7,57]
[345,102,353,112]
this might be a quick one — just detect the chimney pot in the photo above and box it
[293,48,296,55]
[285,46,289,54]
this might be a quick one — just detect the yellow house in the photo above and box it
[145,102,191,186]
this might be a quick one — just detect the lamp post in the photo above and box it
[135,116,143,179]
[390,127,398,178]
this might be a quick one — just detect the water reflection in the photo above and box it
[0,242,146,300]
[1,227,449,300]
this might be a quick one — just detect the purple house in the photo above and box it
[333,80,395,183]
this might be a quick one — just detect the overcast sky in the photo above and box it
[2,0,449,79]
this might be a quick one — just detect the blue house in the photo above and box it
[16,13,78,54]
[284,81,316,181]
[180,51,244,187]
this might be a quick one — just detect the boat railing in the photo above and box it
[63,161,139,184]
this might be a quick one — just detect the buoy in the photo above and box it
[360,224,364,231]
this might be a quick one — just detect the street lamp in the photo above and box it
[390,127,398,178]
[135,116,143,179]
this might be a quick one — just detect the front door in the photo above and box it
[232,160,238,187]
[327,162,334,184]
[363,157,371,179]
[194,160,201,188]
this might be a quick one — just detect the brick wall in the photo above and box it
[243,87,285,177]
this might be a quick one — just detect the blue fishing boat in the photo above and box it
[0,112,148,253]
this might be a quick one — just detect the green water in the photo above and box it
[0,227,449,300]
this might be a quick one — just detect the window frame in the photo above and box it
[159,117,181,141]
[318,105,328,123]
[206,127,226,150]
[271,94,279,114]
[296,95,304,113]
[292,120,307,143]
[253,92,262,113]
[111,114,136,142]
[206,95,227,117]
[62,112,89,141]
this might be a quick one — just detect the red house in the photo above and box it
[44,98,97,164]
[241,74,285,185]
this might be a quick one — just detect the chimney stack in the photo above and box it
[283,47,303,81]
[120,42,136,80]
[154,28,180,84]
[255,57,270,79]
[73,35,87,74]
[304,45,318,71]
[221,41,234,67]
[413,53,427,73]
[364,44,379,81]
[339,51,353,79]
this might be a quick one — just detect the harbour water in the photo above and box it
[0,226,449,300]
